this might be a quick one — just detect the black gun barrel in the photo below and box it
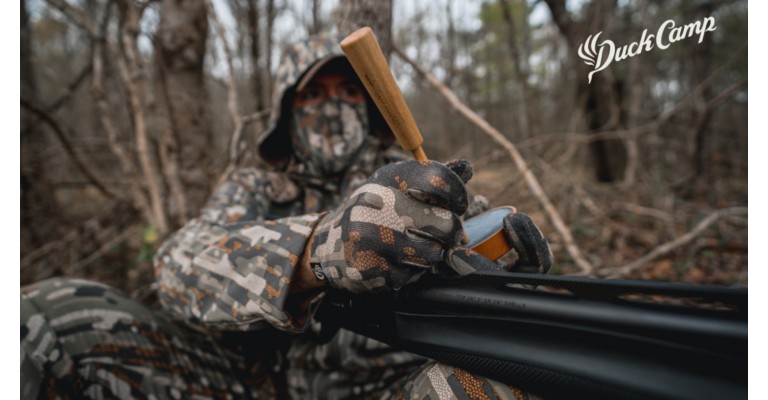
[317,272,747,400]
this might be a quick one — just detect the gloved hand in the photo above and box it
[443,210,553,276]
[309,160,470,293]
[502,211,552,274]
[434,158,552,277]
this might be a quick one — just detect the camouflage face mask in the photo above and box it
[291,98,369,175]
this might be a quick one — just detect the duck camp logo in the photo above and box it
[578,16,717,84]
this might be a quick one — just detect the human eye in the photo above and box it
[298,87,321,101]
[339,83,365,103]
[293,86,323,107]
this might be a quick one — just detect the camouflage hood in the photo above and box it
[257,35,394,168]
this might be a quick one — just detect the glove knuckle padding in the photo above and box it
[368,160,469,215]
[444,159,474,184]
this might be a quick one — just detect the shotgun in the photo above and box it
[328,27,748,400]
[316,269,746,399]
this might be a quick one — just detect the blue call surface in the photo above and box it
[463,207,515,248]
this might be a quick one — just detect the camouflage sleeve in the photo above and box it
[154,168,324,333]
[198,167,272,225]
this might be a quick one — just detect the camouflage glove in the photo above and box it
[309,160,470,293]
[445,210,553,275]
[502,211,552,274]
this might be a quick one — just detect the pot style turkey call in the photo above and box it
[463,206,516,261]
[340,27,513,260]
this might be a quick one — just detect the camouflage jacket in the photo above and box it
[153,145,406,333]
[153,34,406,333]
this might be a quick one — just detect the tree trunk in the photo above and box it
[335,0,393,59]
[585,78,625,182]
[156,0,212,219]
[311,0,322,34]
[264,0,275,108]
[498,0,531,139]
[246,0,266,112]
[692,1,714,178]
[544,0,626,182]
[115,0,170,235]
[21,0,59,251]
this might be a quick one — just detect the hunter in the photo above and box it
[21,35,551,399]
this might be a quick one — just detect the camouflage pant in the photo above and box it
[21,278,532,399]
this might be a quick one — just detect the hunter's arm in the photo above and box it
[153,168,326,333]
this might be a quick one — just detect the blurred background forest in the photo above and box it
[20,0,748,300]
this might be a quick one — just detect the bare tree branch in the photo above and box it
[615,203,675,224]
[208,0,268,184]
[21,96,116,199]
[90,9,155,226]
[658,43,747,123]
[244,0,265,110]
[498,0,531,138]
[265,0,275,106]
[67,225,143,275]
[516,50,748,152]
[394,45,595,275]
[115,0,169,235]
[21,199,123,270]
[45,0,100,37]
[206,0,242,128]
[155,69,190,226]
[601,207,748,278]
[706,80,747,109]
[47,63,94,114]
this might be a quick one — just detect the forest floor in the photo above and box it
[469,161,748,287]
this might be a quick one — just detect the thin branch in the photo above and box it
[517,125,653,148]
[265,0,275,106]
[534,153,629,237]
[498,0,531,138]
[115,1,169,235]
[66,225,143,274]
[706,79,747,109]
[45,0,100,37]
[394,45,595,275]
[21,96,116,199]
[527,153,633,261]
[206,0,242,128]
[21,199,122,270]
[615,202,675,224]
[90,13,155,225]
[49,63,94,112]
[156,116,189,227]
[658,42,747,123]
[208,0,255,184]
[154,36,189,226]
[601,207,748,278]
[516,55,748,152]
